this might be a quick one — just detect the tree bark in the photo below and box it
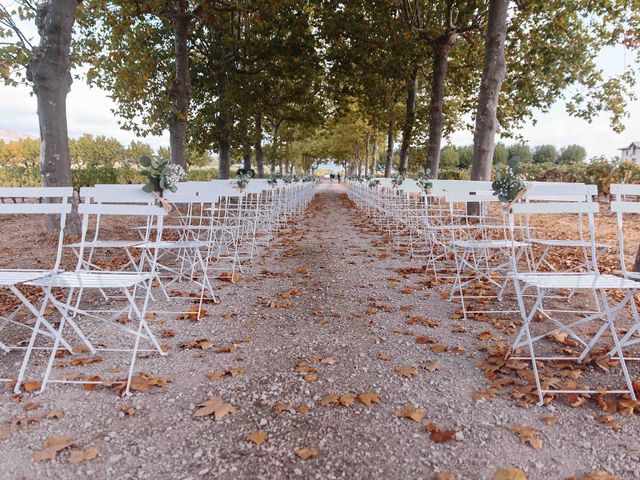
[398,66,419,176]
[242,150,251,171]
[364,133,370,177]
[215,66,231,179]
[168,0,191,170]
[425,36,454,178]
[218,137,231,179]
[372,128,379,176]
[255,114,265,178]
[385,119,394,178]
[355,142,361,177]
[634,245,640,272]
[470,0,509,182]
[28,0,81,235]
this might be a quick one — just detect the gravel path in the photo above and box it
[0,183,637,480]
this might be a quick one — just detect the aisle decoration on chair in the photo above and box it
[139,155,186,197]
[368,178,380,189]
[414,169,433,194]
[391,173,404,188]
[492,157,527,207]
[233,172,252,191]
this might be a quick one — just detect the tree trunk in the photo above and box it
[372,128,379,176]
[398,66,419,176]
[470,0,509,182]
[425,36,454,178]
[355,142,361,177]
[28,0,81,235]
[385,119,394,178]
[634,245,640,272]
[255,114,265,178]
[215,67,231,179]
[364,133,370,177]
[270,122,280,174]
[218,137,231,179]
[242,151,251,171]
[168,0,191,170]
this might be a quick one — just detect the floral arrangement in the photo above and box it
[492,156,527,203]
[139,155,186,196]
[368,178,380,189]
[233,172,252,190]
[391,173,404,188]
[283,174,294,184]
[267,173,280,186]
[414,169,433,193]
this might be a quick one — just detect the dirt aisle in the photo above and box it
[0,184,636,480]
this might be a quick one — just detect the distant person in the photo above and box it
[330,173,335,182]
[337,173,341,183]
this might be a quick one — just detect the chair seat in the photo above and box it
[133,240,209,249]
[66,240,139,249]
[0,269,57,287]
[454,240,529,249]
[512,272,640,290]
[532,239,608,248]
[26,271,152,289]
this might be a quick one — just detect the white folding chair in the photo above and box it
[15,199,166,395]
[0,187,75,375]
[507,195,640,405]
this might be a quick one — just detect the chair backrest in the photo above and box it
[0,187,73,271]
[525,182,596,202]
[76,187,166,272]
[610,184,640,276]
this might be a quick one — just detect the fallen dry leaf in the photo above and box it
[47,410,64,420]
[297,447,318,460]
[510,424,543,450]
[22,380,41,393]
[377,353,391,361]
[426,423,456,443]
[493,468,527,480]
[357,391,381,406]
[0,425,10,441]
[247,430,268,446]
[542,416,558,426]
[394,405,426,422]
[69,446,99,464]
[32,436,73,463]
[395,365,418,378]
[193,396,235,420]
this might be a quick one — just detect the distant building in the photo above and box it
[619,142,640,163]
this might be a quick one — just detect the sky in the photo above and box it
[0,41,638,159]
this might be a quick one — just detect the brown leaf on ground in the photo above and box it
[181,338,214,350]
[121,406,135,416]
[304,372,318,383]
[424,363,439,372]
[297,266,310,275]
[377,353,391,361]
[426,423,456,443]
[22,380,41,393]
[69,446,99,464]
[24,402,41,411]
[296,405,310,414]
[274,402,293,414]
[297,447,318,460]
[395,365,418,378]
[357,391,381,406]
[217,272,241,282]
[269,300,293,309]
[71,356,103,367]
[0,425,10,441]
[178,305,207,321]
[32,436,73,463]
[542,416,558,426]
[47,409,64,420]
[320,394,339,407]
[510,424,543,450]
[338,395,356,407]
[193,396,235,420]
[394,405,426,422]
[247,430,268,446]
[431,344,448,353]
[435,472,459,480]
[565,471,618,480]
[493,468,527,480]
